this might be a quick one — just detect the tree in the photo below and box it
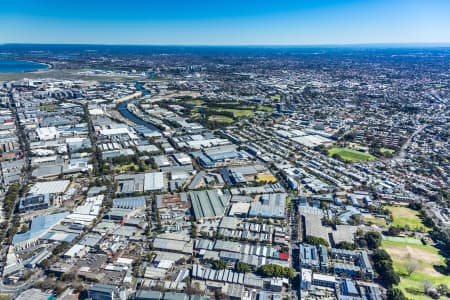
[235,261,251,273]
[372,249,399,287]
[336,241,355,250]
[405,258,418,276]
[382,269,400,286]
[304,235,329,247]
[259,264,295,278]
[372,249,392,262]
[446,258,450,275]
[388,226,402,236]
[423,280,434,295]
[437,284,449,297]
[212,260,227,270]
[386,288,407,300]
[364,231,382,249]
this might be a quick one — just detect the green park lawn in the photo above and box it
[385,205,432,232]
[363,216,388,228]
[208,115,234,124]
[328,147,375,162]
[382,239,449,300]
[258,105,274,112]
[211,108,254,118]
[184,99,205,105]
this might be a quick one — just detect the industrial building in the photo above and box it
[189,189,230,220]
[248,193,286,219]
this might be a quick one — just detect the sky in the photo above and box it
[1,0,450,45]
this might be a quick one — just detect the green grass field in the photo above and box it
[363,216,388,227]
[385,205,432,232]
[208,115,234,123]
[258,105,274,112]
[382,240,449,300]
[328,147,375,162]
[379,147,395,154]
[39,104,56,111]
[184,99,204,105]
[382,235,424,245]
[211,108,254,118]
[114,163,139,172]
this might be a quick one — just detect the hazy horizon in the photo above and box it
[2,0,450,45]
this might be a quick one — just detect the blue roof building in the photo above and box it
[113,196,146,209]
[12,211,69,246]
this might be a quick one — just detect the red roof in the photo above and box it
[278,252,289,261]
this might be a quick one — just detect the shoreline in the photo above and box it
[0,59,51,73]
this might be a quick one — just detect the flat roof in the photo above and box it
[29,180,70,195]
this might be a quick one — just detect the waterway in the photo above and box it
[117,100,160,131]
[0,59,49,73]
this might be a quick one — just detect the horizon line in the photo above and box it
[2,42,450,48]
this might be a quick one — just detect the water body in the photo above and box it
[0,59,49,73]
[118,100,160,131]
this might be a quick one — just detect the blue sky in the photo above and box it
[1,0,450,45]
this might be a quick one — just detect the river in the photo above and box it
[117,100,160,131]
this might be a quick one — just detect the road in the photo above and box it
[0,98,32,264]
[0,270,44,296]
[396,124,427,159]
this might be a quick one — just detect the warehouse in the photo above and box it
[36,127,59,141]
[189,189,230,220]
[248,193,286,219]
[173,153,192,165]
[12,211,69,247]
[299,244,319,268]
[29,180,70,197]
[19,194,50,213]
[113,196,146,209]
[153,238,193,254]
[116,172,164,194]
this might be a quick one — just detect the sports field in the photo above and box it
[207,115,234,123]
[385,205,432,232]
[328,147,375,162]
[383,239,449,300]
[185,99,204,105]
[382,235,423,245]
[211,108,254,118]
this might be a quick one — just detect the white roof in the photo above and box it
[89,108,104,115]
[144,172,164,191]
[99,127,130,136]
[36,127,59,140]
[157,259,173,269]
[116,257,133,265]
[30,180,70,195]
[64,244,86,258]
[312,273,336,283]
[301,268,312,282]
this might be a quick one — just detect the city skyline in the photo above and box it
[1,0,450,45]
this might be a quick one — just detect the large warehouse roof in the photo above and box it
[190,189,230,220]
[248,193,286,219]
[116,172,164,193]
[113,196,146,209]
[29,180,70,195]
[13,211,69,245]
[144,172,164,191]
